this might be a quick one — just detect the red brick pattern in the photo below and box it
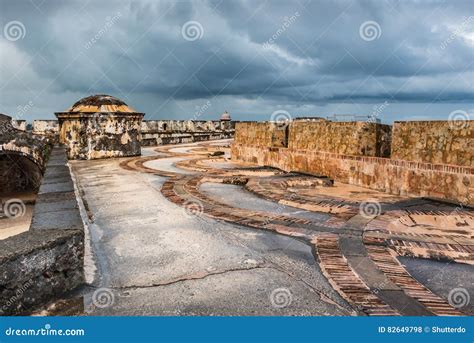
[364,240,464,316]
[118,142,470,316]
[231,144,473,205]
[314,235,399,316]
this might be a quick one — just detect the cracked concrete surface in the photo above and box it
[87,268,348,316]
[71,147,352,315]
[64,140,473,317]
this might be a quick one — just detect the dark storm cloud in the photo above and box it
[0,0,473,122]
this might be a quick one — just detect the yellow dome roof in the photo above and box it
[60,94,141,114]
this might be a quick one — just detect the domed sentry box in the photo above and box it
[55,95,145,160]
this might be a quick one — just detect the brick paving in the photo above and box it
[313,235,399,316]
[119,141,473,316]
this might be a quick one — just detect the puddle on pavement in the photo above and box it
[143,157,195,174]
[199,182,330,222]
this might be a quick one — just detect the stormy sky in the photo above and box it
[0,0,473,123]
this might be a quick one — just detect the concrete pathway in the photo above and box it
[71,147,352,316]
[67,141,473,317]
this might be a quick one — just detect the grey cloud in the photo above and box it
[0,0,473,123]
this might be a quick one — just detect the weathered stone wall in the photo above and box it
[234,121,391,157]
[141,120,235,146]
[289,121,391,157]
[12,120,27,131]
[141,120,233,132]
[0,121,53,193]
[0,155,43,193]
[0,132,51,170]
[10,119,235,149]
[391,120,473,166]
[0,147,84,315]
[33,120,59,136]
[232,121,472,204]
[57,114,143,160]
[234,122,274,147]
[231,144,473,205]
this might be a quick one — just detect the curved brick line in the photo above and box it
[125,147,473,263]
[175,157,224,173]
[162,176,414,316]
[119,150,352,233]
[404,209,474,217]
[364,210,474,263]
[232,143,474,175]
[193,175,352,231]
[312,235,399,316]
[160,178,313,241]
[162,178,402,316]
[153,143,227,157]
[121,143,469,316]
[119,155,184,178]
[389,243,473,265]
[245,178,359,218]
[364,238,464,316]
[135,157,408,316]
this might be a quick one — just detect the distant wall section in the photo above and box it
[289,121,391,157]
[141,120,235,146]
[28,119,234,147]
[33,120,59,136]
[232,121,473,205]
[233,120,391,157]
[234,122,273,148]
[391,120,473,166]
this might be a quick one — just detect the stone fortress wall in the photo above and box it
[233,121,273,147]
[11,120,27,131]
[57,114,143,160]
[0,114,233,313]
[391,120,473,166]
[33,120,59,136]
[235,120,391,157]
[231,120,473,205]
[0,116,53,193]
[31,119,235,146]
[0,147,84,315]
[289,121,392,157]
[141,120,235,146]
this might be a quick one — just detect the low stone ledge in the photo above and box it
[0,146,84,315]
[142,131,234,146]
[231,144,473,205]
[0,229,83,315]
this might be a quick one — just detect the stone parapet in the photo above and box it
[141,120,235,146]
[231,144,473,205]
[391,120,473,166]
[233,121,391,157]
[32,120,60,136]
[0,147,84,315]
[9,119,236,148]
